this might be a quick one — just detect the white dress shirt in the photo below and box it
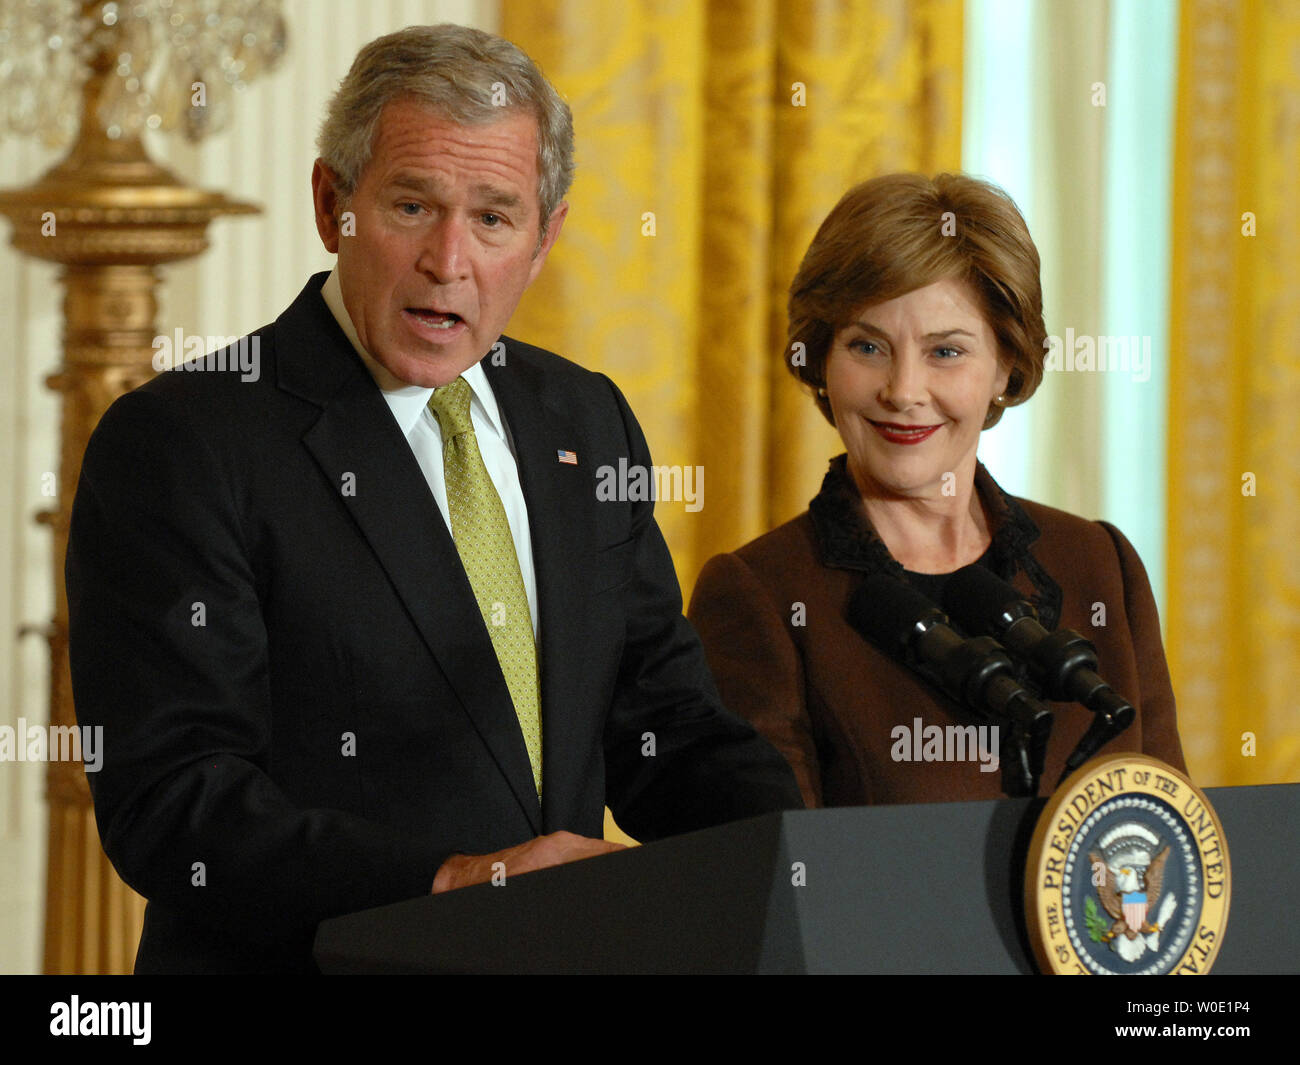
[320,267,540,640]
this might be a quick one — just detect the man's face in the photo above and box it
[312,98,566,387]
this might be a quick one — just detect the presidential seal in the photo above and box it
[1025,754,1229,974]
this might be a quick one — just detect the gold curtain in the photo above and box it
[501,0,963,593]
[1167,0,1300,788]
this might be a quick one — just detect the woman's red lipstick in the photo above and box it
[870,421,941,445]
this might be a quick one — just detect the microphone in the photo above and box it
[941,564,1135,780]
[849,571,1054,796]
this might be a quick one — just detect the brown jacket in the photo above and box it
[688,457,1187,807]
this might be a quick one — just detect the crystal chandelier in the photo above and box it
[0,0,288,148]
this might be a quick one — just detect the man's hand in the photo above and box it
[431,831,627,893]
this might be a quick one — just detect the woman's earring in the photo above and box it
[817,386,828,397]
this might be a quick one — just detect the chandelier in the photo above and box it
[0,0,287,148]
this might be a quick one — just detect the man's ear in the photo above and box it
[312,160,345,254]
[527,200,568,286]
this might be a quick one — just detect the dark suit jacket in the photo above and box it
[66,273,801,973]
[688,456,1187,809]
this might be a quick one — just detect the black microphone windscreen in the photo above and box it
[942,563,1025,635]
[849,571,944,654]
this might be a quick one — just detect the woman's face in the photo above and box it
[824,277,1011,501]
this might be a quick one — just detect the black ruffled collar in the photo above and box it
[808,454,1063,630]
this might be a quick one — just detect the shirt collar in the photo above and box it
[320,265,508,442]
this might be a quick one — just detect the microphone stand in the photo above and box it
[853,575,1055,798]
[905,627,1054,797]
[940,567,1137,786]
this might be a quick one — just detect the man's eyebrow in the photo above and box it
[383,174,523,210]
[471,184,523,210]
[385,173,436,194]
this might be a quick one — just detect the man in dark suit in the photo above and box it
[65,24,800,973]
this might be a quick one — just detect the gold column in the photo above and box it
[0,30,256,974]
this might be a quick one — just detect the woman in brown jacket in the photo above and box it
[688,173,1186,808]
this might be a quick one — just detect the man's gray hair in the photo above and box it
[317,24,575,226]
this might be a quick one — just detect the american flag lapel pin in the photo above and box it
[556,448,578,465]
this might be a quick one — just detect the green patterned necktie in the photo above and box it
[427,377,542,796]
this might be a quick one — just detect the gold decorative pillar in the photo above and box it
[0,38,257,975]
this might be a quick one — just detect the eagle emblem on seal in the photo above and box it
[1087,823,1179,963]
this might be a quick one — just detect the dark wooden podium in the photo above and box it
[314,784,1298,974]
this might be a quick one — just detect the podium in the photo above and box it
[314,783,1299,973]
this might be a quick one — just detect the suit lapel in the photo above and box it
[278,276,542,831]
[484,348,595,831]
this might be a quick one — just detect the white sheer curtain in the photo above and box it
[963,0,1177,617]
